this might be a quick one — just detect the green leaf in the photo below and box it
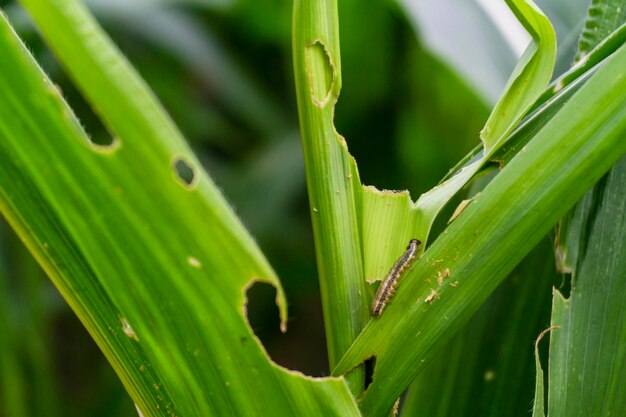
[402,239,555,417]
[532,3,626,416]
[396,0,586,105]
[445,21,626,184]
[332,39,626,416]
[577,0,626,60]
[396,0,519,105]
[547,161,626,417]
[480,0,556,152]
[547,168,626,414]
[530,326,555,417]
[0,2,360,416]
[405,0,557,249]
[293,7,555,395]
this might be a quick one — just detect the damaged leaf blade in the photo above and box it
[481,0,556,152]
[292,0,369,395]
[547,163,626,417]
[332,39,626,416]
[0,2,361,416]
[409,0,556,249]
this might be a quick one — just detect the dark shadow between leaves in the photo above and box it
[243,281,330,377]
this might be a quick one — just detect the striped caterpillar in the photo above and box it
[371,239,421,317]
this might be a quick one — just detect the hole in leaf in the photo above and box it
[244,282,328,376]
[87,132,116,148]
[364,357,375,389]
[305,40,335,107]
[559,271,572,299]
[173,157,196,187]
[47,80,117,149]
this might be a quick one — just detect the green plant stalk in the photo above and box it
[333,41,626,416]
[292,0,368,393]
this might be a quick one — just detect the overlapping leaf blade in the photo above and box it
[293,1,556,382]
[536,163,626,416]
[532,2,626,416]
[332,39,626,415]
[402,239,556,417]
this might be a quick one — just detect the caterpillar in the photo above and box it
[371,239,421,317]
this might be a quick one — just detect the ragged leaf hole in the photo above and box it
[305,40,335,107]
[364,356,375,389]
[244,282,328,377]
[50,83,119,152]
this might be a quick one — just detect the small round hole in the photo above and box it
[173,157,196,187]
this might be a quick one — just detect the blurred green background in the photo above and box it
[0,0,588,416]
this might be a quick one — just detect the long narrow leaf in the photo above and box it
[548,175,626,415]
[481,0,556,152]
[409,0,557,248]
[535,2,626,416]
[402,239,556,417]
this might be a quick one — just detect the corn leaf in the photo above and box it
[543,165,626,416]
[402,239,556,417]
[532,2,626,416]
[0,3,360,415]
[293,5,555,396]
[332,39,626,416]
